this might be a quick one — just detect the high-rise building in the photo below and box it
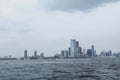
[87,49,92,57]
[68,47,71,55]
[69,39,82,58]
[34,50,37,58]
[24,50,28,58]
[87,45,96,57]
[61,50,69,58]
[70,39,76,58]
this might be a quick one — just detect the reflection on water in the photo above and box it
[0,58,120,80]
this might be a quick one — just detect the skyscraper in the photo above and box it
[69,39,82,58]
[24,50,28,58]
[34,50,37,58]
[70,39,76,58]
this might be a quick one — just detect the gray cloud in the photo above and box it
[50,0,120,12]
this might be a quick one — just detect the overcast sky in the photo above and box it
[0,0,120,57]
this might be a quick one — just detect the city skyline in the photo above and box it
[0,39,119,58]
[0,0,120,57]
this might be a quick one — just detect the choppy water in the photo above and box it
[0,57,120,80]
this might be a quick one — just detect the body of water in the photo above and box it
[0,57,120,80]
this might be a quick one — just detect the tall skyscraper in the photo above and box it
[24,50,28,58]
[70,39,76,58]
[69,39,82,58]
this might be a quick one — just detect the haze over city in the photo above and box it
[0,0,120,57]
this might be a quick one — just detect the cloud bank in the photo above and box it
[49,0,120,12]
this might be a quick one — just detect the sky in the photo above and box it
[0,0,120,57]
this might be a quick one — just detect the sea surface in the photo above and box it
[0,57,120,80]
